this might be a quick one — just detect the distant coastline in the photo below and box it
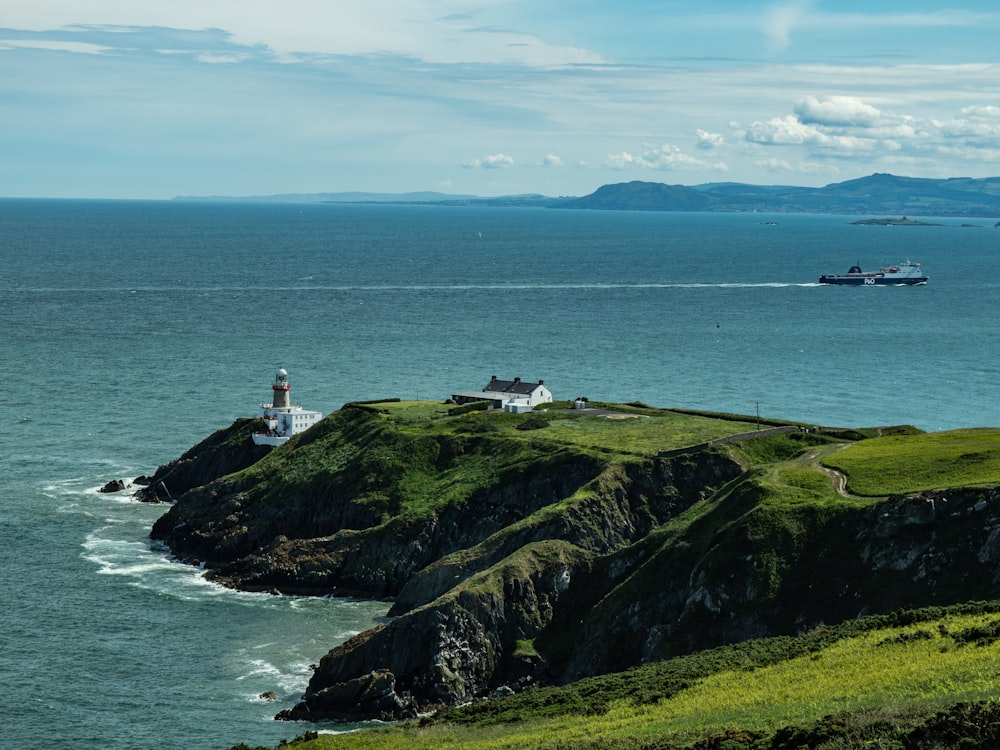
[174,172,1000,219]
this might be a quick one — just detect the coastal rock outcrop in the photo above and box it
[280,541,593,721]
[136,418,269,503]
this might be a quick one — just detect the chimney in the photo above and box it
[491,375,497,382]
[514,376,520,383]
[539,379,544,385]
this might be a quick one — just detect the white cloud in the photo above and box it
[739,95,1000,180]
[755,158,834,176]
[0,39,108,55]
[696,129,725,150]
[756,157,794,172]
[462,153,514,169]
[604,144,722,172]
[938,106,1000,144]
[5,3,1000,198]
[762,0,815,51]
[745,115,821,145]
[794,95,882,128]
[745,114,873,151]
[960,105,1000,120]
[0,2,604,67]
[604,152,638,169]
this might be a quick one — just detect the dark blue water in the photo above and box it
[2,199,998,749]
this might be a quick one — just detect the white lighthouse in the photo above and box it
[252,367,323,446]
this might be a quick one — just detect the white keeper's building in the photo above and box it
[452,375,553,412]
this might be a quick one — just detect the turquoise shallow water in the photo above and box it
[2,200,998,748]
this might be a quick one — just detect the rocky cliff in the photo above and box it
[136,418,269,503]
[144,402,1000,723]
[279,481,1000,722]
[561,485,1000,683]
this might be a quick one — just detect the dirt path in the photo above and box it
[800,444,855,498]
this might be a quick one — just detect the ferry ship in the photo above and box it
[819,261,927,286]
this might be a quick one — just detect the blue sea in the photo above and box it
[2,199,998,749]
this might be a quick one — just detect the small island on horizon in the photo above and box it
[849,216,942,226]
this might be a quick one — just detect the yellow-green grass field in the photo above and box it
[276,610,1000,750]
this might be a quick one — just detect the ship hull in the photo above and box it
[819,276,928,286]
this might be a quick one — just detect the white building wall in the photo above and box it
[480,384,553,409]
[529,385,553,407]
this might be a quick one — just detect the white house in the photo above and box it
[452,376,553,411]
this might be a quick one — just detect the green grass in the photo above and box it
[451,539,587,603]
[364,400,453,421]
[370,400,765,456]
[532,410,759,455]
[751,443,873,509]
[821,428,1000,495]
[254,604,1000,750]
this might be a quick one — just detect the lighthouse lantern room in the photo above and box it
[253,367,323,447]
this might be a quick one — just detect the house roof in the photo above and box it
[482,376,545,395]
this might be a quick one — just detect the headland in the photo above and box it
[129,394,1000,748]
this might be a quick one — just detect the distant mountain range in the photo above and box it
[175,173,1000,218]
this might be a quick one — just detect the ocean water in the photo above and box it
[2,199,998,749]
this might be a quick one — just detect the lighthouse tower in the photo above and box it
[271,367,291,408]
[253,367,323,447]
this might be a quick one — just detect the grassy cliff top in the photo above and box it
[245,400,772,520]
[821,428,1000,495]
[349,398,765,455]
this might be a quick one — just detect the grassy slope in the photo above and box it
[228,415,1000,750]
[259,604,1000,750]
[821,428,1000,495]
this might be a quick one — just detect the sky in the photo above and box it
[2,1,1000,199]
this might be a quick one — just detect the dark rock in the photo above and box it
[278,669,415,722]
[286,542,595,720]
[146,412,744,720]
[99,479,128,493]
[136,418,269,503]
[259,691,277,701]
